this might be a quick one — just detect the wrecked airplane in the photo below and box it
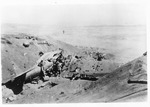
[2,49,98,95]
[2,50,63,93]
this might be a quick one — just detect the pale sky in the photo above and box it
[1,0,146,26]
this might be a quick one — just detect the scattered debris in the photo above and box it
[92,52,105,61]
[23,42,30,47]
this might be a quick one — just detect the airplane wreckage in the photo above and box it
[2,48,147,103]
[2,50,99,95]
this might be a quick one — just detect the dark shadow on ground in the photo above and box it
[3,73,26,95]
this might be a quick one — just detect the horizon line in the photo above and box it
[1,23,146,27]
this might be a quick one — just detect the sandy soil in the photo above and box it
[1,28,147,103]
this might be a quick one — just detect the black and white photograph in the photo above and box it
[0,0,148,104]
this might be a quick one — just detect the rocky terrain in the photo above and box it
[1,33,147,103]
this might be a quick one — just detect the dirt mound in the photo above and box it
[71,54,147,102]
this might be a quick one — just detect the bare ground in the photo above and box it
[1,33,147,103]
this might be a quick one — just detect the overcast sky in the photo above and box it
[1,0,146,26]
